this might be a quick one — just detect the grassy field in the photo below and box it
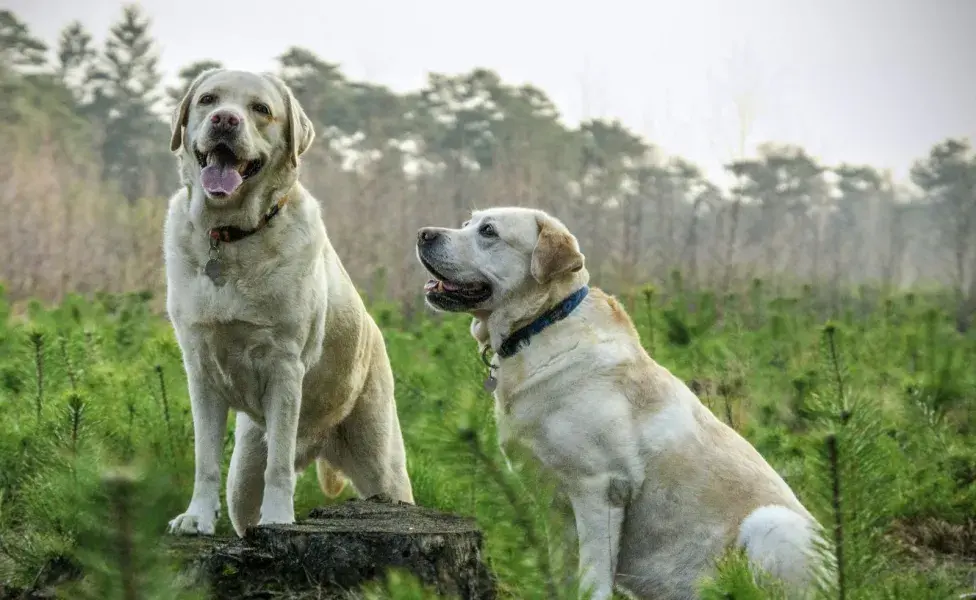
[0,281,973,599]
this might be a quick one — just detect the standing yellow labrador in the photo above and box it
[164,68,413,537]
[415,207,829,599]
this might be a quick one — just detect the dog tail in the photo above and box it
[737,504,833,594]
[315,458,347,498]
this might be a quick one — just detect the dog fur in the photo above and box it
[163,68,413,537]
[415,206,829,599]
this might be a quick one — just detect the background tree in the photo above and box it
[911,138,976,331]
[55,20,97,107]
[726,144,827,280]
[670,159,721,287]
[576,118,648,279]
[88,4,173,202]
[277,47,354,151]
[1,5,975,313]
[831,165,885,288]
[165,59,223,109]
[0,10,48,70]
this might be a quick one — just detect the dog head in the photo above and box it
[415,207,586,319]
[169,68,315,205]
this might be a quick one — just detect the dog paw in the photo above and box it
[257,505,295,527]
[257,514,295,527]
[364,492,395,504]
[167,512,216,535]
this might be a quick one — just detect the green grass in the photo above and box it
[0,281,974,599]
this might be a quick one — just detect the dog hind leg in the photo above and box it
[319,366,413,504]
[315,458,347,497]
[227,412,267,537]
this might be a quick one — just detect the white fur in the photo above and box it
[416,207,831,599]
[164,69,412,537]
[738,505,823,587]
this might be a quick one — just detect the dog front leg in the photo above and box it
[257,365,302,526]
[168,375,229,535]
[570,477,627,600]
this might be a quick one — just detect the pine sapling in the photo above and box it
[723,389,735,430]
[809,322,893,598]
[642,286,656,355]
[824,324,844,407]
[66,392,86,456]
[717,377,744,431]
[30,330,45,422]
[83,329,97,363]
[154,364,174,457]
[59,334,77,391]
[125,401,136,462]
[102,468,139,600]
[751,277,764,329]
[825,433,845,600]
[458,428,562,600]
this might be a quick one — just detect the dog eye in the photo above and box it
[252,102,271,116]
[198,93,216,105]
[478,223,497,238]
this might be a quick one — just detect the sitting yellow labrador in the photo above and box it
[415,207,828,599]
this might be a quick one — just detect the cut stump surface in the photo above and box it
[166,497,496,599]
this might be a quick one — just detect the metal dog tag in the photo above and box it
[205,259,225,287]
[484,375,498,392]
[205,236,226,287]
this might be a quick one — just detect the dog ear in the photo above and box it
[286,91,315,167]
[530,214,584,284]
[264,74,315,167]
[169,68,221,153]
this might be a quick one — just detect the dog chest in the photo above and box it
[181,320,305,419]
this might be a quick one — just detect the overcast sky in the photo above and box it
[9,0,976,184]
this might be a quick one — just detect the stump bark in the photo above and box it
[167,497,496,599]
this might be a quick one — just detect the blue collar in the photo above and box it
[495,286,589,359]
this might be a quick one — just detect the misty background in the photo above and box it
[1,1,975,328]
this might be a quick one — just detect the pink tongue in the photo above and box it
[442,281,460,291]
[201,165,243,196]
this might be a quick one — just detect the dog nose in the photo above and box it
[209,109,241,133]
[417,228,441,245]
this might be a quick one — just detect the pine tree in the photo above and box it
[0,12,90,159]
[277,47,351,143]
[165,59,223,110]
[56,21,98,108]
[0,10,48,70]
[910,139,976,332]
[90,5,174,202]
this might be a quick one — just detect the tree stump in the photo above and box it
[167,497,496,599]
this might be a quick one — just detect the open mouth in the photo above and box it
[420,256,492,304]
[194,144,264,198]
